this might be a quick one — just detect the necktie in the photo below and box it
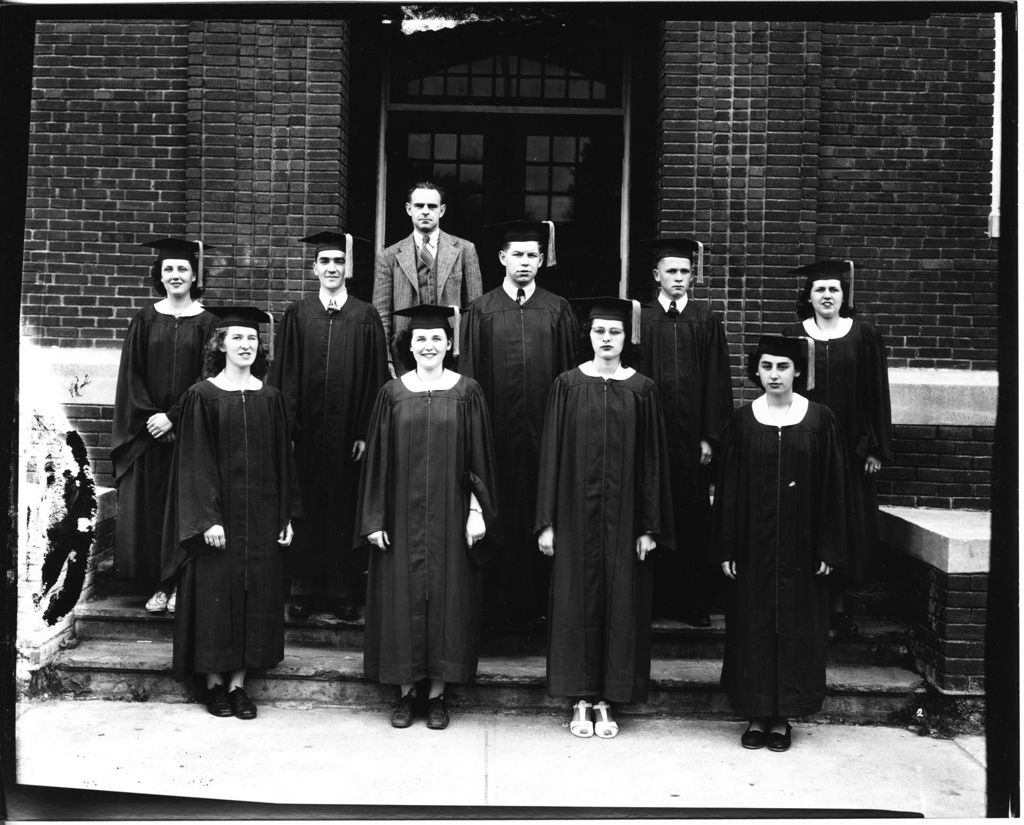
[668,300,679,318]
[516,288,525,306]
[327,298,338,315]
[419,241,434,271]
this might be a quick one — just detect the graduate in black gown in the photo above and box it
[110,238,218,614]
[713,335,850,751]
[781,260,892,634]
[163,307,300,719]
[535,298,674,739]
[638,237,733,627]
[356,304,499,730]
[268,231,389,621]
[460,219,577,625]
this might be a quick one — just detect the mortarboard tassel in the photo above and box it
[630,299,641,346]
[450,305,461,357]
[543,220,557,267]
[345,233,354,280]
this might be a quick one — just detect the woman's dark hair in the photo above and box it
[745,346,807,392]
[201,327,269,379]
[575,320,643,370]
[393,325,457,373]
[795,273,856,320]
[150,256,203,300]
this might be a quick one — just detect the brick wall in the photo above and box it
[894,553,986,693]
[22,18,354,351]
[817,16,998,371]
[62,403,114,488]
[878,424,993,509]
[655,12,998,400]
[184,19,352,321]
[656,20,825,403]
[22,20,192,349]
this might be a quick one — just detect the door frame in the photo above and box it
[373,35,633,298]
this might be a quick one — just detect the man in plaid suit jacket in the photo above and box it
[373,181,483,373]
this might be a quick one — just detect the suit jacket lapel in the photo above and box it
[397,235,418,293]
[435,231,458,299]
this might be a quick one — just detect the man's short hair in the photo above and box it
[406,181,445,204]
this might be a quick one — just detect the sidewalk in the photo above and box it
[14,700,986,817]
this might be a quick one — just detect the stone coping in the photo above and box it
[879,505,990,574]
[888,368,997,427]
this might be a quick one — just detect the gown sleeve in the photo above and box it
[533,374,568,534]
[353,383,394,544]
[861,322,894,463]
[636,381,676,552]
[356,310,391,442]
[555,303,579,375]
[267,303,302,438]
[110,313,158,479]
[710,412,743,564]
[702,313,735,447]
[271,389,303,528]
[160,386,223,579]
[814,408,851,569]
[457,304,480,381]
[463,379,500,562]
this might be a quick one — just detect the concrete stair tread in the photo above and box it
[54,639,923,693]
[77,595,909,641]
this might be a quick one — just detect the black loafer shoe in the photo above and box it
[206,683,233,717]
[741,724,767,749]
[767,724,792,752]
[425,695,450,730]
[227,687,258,720]
[390,691,416,728]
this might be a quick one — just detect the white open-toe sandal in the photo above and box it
[593,701,619,738]
[569,699,594,738]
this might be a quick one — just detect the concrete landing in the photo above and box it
[15,700,985,817]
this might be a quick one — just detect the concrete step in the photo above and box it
[43,639,925,724]
[73,594,912,667]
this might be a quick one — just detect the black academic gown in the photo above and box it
[268,295,389,600]
[459,285,578,622]
[712,399,849,718]
[163,380,300,680]
[782,318,893,577]
[110,305,218,580]
[640,298,733,617]
[355,375,499,686]
[535,368,675,704]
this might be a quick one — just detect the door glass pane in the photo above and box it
[435,134,457,160]
[460,163,483,188]
[550,196,573,222]
[525,166,548,192]
[408,133,431,160]
[524,195,548,219]
[551,167,573,193]
[526,136,548,162]
[553,137,576,163]
[462,134,484,161]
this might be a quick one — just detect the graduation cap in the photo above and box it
[747,334,815,391]
[572,296,642,346]
[486,219,557,266]
[790,259,856,306]
[300,231,368,280]
[207,306,276,363]
[638,237,704,284]
[394,303,463,357]
[139,237,213,292]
